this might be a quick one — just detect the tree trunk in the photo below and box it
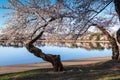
[25,43,64,72]
[117,28,120,43]
[25,31,64,72]
[114,0,120,42]
[96,25,119,60]
[114,0,120,20]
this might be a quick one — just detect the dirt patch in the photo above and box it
[0,56,111,74]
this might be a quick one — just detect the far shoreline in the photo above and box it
[0,40,109,43]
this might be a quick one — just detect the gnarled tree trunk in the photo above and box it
[25,31,64,72]
[117,28,120,43]
[114,0,120,20]
[25,43,64,72]
[114,0,120,41]
[95,25,119,60]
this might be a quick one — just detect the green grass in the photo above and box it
[0,60,120,80]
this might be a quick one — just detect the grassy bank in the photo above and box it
[0,60,120,80]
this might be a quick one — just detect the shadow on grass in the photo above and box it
[0,60,120,80]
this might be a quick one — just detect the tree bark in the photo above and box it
[25,43,64,72]
[114,0,120,20]
[116,28,120,43]
[95,25,119,60]
[25,31,64,72]
[114,0,120,46]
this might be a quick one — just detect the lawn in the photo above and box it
[0,60,120,80]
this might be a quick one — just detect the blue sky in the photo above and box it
[0,0,9,29]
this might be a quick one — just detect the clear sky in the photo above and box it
[0,0,9,30]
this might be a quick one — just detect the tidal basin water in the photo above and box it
[0,44,112,66]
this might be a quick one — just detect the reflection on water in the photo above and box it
[0,41,112,66]
[0,41,111,50]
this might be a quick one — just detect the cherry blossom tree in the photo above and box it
[1,0,120,71]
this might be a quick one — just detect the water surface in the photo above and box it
[0,44,112,66]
